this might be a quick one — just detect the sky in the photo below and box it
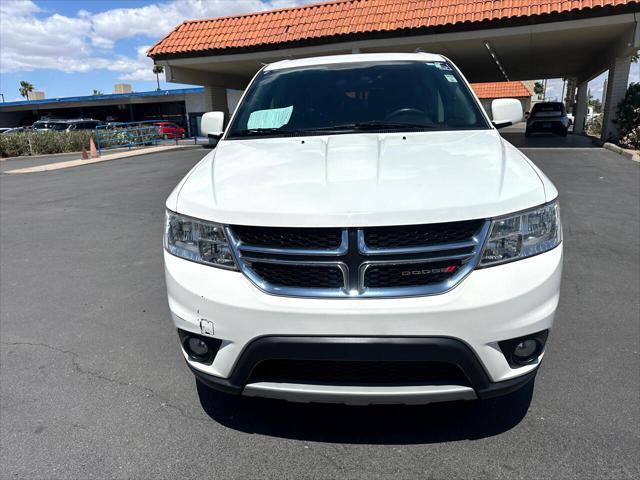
[543,66,639,106]
[0,0,311,100]
[0,0,638,102]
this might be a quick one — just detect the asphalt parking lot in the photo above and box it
[1,135,638,479]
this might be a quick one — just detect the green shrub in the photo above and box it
[615,82,640,146]
[0,130,94,157]
[0,133,30,157]
[620,121,640,149]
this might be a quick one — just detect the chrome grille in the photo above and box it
[364,260,463,289]
[364,220,484,249]
[232,225,343,250]
[251,262,344,289]
[226,220,490,298]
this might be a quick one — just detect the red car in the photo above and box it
[155,122,185,139]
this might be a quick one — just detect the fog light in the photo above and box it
[186,337,210,361]
[498,330,548,368]
[513,339,538,362]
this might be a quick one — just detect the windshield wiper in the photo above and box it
[230,127,300,137]
[230,122,436,138]
[356,121,436,130]
[303,121,436,132]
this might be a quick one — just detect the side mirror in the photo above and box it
[491,98,523,129]
[201,111,224,148]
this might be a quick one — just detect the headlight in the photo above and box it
[479,201,561,267]
[164,210,237,270]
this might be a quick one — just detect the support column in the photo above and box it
[573,81,589,134]
[601,56,632,142]
[204,85,229,120]
[564,77,577,114]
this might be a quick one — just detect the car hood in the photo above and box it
[171,130,550,227]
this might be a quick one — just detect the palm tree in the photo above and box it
[19,81,34,99]
[92,89,103,95]
[153,65,164,91]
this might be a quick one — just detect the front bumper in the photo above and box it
[187,336,539,404]
[526,119,569,133]
[165,245,562,403]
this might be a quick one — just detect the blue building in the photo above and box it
[0,87,210,137]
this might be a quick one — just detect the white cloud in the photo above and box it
[89,0,303,49]
[0,0,40,17]
[0,0,309,78]
[0,3,92,73]
[116,46,156,81]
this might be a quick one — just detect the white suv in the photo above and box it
[164,53,562,405]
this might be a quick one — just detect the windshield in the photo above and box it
[33,121,67,130]
[226,61,488,139]
[531,103,564,117]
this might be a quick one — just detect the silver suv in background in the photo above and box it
[525,102,570,137]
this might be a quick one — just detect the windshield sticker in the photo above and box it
[435,63,452,71]
[247,106,293,129]
[444,74,458,83]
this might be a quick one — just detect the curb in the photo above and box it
[3,144,202,175]
[603,142,640,163]
[1,150,84,162]
[1,141,205,162]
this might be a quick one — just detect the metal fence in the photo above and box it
[94,120,162,155]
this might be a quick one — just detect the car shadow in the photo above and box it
[196,379,534,444]
[499,131,602,149]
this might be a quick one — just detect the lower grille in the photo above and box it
[250,262,343,289]
[249,360,469,386]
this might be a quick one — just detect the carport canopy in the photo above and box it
[148,0,640,140]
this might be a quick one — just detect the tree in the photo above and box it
[588,98,602,114]
[153,65,164,91]
[19,80,34,99]
[533,81,544,98]
[92,89,103,95]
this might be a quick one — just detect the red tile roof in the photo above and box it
[471,81,532,99]
[148,0,637,58]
